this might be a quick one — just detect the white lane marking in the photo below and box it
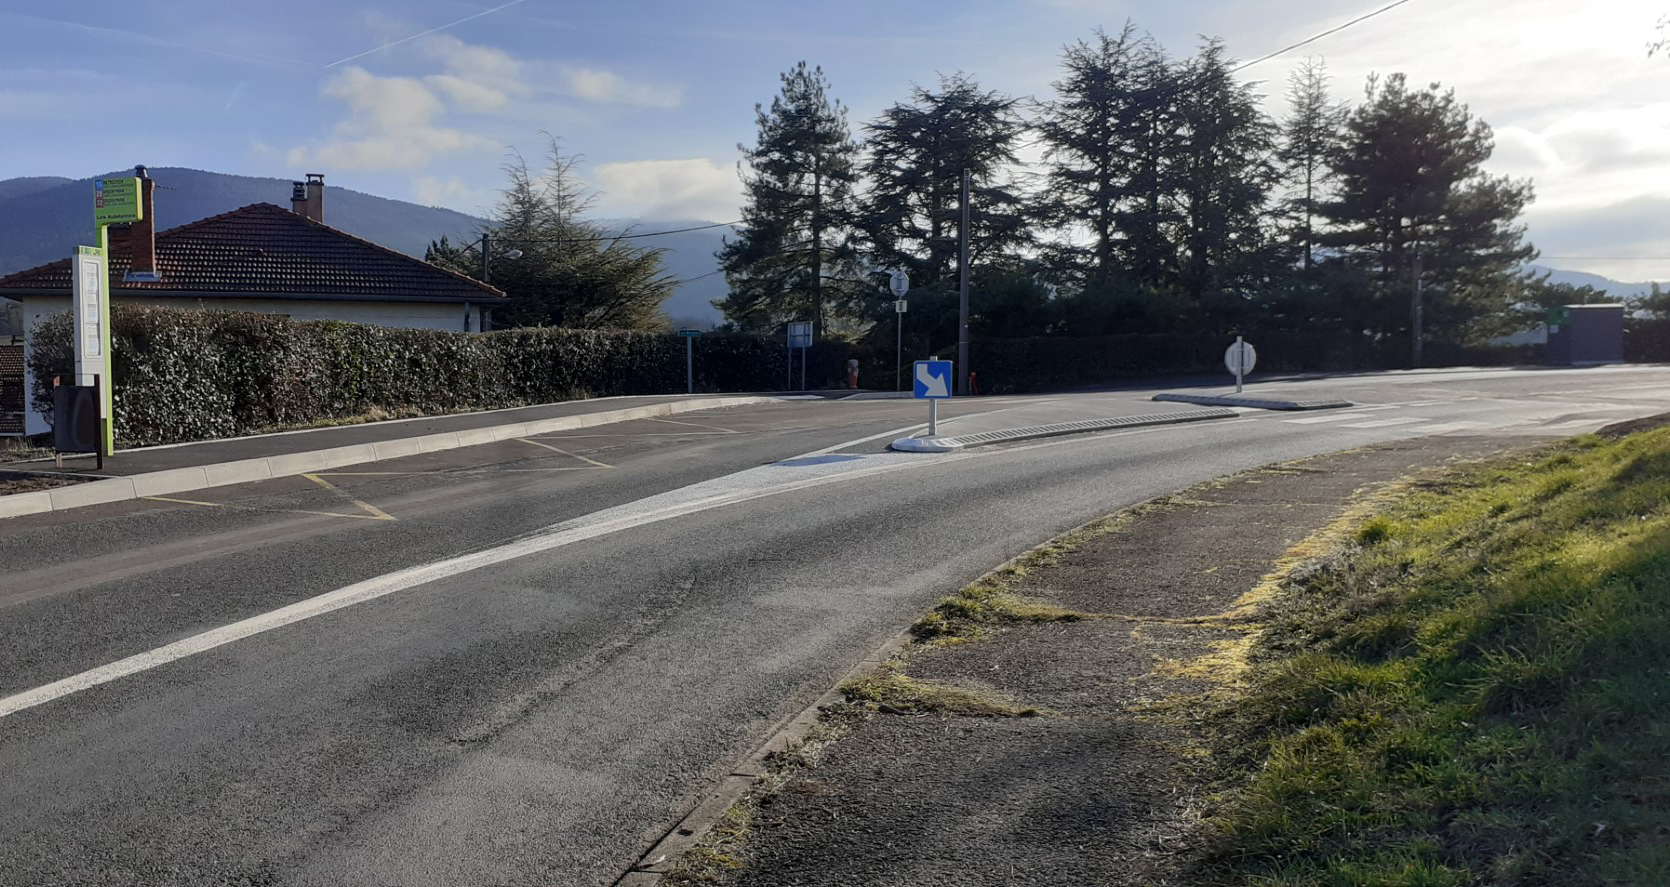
[1284,412,1381,424]
[1339,417,1428,429]
[0,443,951,719]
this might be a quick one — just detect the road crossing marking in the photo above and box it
[1284,412,1380,424]
[1339,417,1428,429]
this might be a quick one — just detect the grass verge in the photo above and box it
[1190,426,1670,886]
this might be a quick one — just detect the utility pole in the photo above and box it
[957,168,971,396]
[811,153,823,339]
[480,231,491,285]
[1412,251,1424,368]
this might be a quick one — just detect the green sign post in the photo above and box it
[87,177,141,455]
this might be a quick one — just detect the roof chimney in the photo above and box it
[123,165,160,283]
[291,180,308,216]
[304,173,324,222]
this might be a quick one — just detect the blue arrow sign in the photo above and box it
[913,360,952,399]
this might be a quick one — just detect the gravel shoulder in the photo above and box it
[663,434,1521,887]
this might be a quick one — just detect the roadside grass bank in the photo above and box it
[1189,424,1670,885]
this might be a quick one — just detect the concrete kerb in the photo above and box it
[0,396,777,521]
[616,629,918,886]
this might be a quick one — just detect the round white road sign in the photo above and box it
[889,269,910,297]
[1225,340,1257,375]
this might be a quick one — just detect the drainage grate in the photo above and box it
[1152,393,1353,411]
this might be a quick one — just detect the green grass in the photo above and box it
[1194,426,1670,886]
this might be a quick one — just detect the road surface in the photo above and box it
[1,366,1666,886]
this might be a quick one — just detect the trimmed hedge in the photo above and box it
[962,332,1542,394]
[28,305,853,446]
[27,305,1555,447]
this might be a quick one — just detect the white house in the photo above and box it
[0,172,507,436]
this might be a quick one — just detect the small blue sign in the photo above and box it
[788,321,813,349]
[913,360,952,399]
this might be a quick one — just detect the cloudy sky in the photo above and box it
[2,0,1665,282]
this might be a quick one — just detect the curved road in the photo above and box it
[1,367,1667,885]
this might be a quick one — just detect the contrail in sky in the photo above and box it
[324,0,531,68]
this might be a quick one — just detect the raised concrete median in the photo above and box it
[890,408,1236,453]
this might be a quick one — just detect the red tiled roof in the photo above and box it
[0,203,505,304]
[0,344,21,377]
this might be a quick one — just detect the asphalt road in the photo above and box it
[2,366,1668,886]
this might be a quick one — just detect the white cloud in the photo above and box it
[287,66,498,172]
[414,175,499,213]
[562,67,683,108]
[592,157,741,220]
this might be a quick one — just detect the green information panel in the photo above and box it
[1547,305,1571,327]
[93,177,142,225]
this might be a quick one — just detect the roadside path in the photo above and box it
[666,434,1518,886]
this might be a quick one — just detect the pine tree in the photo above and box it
[1037,23,1154,287]
[857,73,1032,290]
[1277,58,1347,269]
[715,62,861,336]
[1169,39,1279,325]
[431,142,674,330]
[1321,74,1535,346]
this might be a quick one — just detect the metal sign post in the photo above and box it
[678,329,701,393]
[1224,336,1257,393]
[890,269,909,392]
[87,176,141,457]
[913,358,952,436]
[787,321,813,391]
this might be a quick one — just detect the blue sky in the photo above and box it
[3,0,1667,281]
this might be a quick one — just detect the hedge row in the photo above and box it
[27,305,1557,447]
[28,306,853,446]
[962,332,1541,394]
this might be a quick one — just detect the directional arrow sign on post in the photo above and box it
[914,360,951,398]
[914,358,952,437]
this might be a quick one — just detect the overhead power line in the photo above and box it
[1232,0,1416,72]
[502,220,741,245]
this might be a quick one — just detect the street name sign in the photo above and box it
[677,328,702,337]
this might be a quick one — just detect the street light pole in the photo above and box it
[1412,251,1424,369]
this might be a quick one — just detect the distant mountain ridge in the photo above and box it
[1525,264,1659,300]
[0,168,728,327]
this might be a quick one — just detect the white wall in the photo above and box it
[21,296,485,436]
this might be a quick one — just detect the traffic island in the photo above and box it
[650,434,1525,887]
[889,408,1236,453]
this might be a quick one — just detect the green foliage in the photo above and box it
[1277,57,1348,269]
[27,305,849,447]
[430,141,675,331]
[857,72,1033,289]
[1319,73,1537,348]
[716,62,865,337]
[1195,426,1670,885]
